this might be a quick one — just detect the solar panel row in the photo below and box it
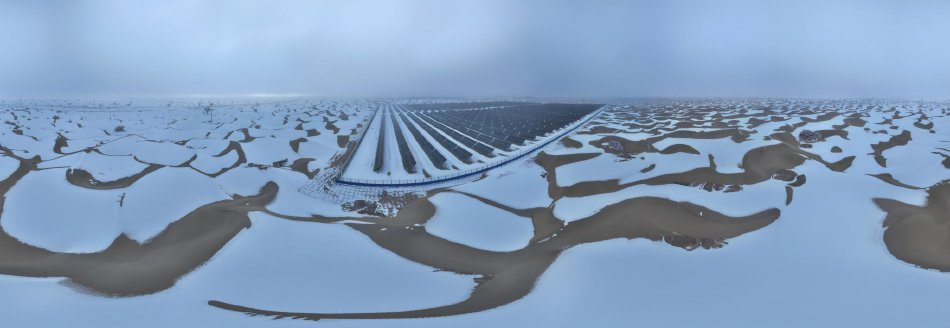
[373,111,386,172]
[389,110,417,173]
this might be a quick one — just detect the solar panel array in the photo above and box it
[414,111,500,155]
[405,111,474,163]
[369,102,600,176]
[401,101,528,112]
[396,110,448,169]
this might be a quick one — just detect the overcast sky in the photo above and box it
[2,0,949,97]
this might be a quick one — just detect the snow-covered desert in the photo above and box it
[0,97,947,327]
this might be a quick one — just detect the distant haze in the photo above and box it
[2,0,949,98]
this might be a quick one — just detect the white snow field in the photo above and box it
[0,97,948,327]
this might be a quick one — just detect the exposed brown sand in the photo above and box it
[640,163,656,173]
[817,129,848,140]
[210,194,779,321]
[871,130,912,167]
[288,137,307,152]
[868,173,923,190]
[175,154,199,168]
[576,125,623,135]
[52,134,70,154]
[66,164,164,190]
[659,143,700,155]
[843,116,867,127]
[559,136,582,148]
[0,152,377,296]
[557,143,812,198]
[914,121,934,130]
[193,141,247,178]
[451,190,564,243]
[634,144,802,184]
[534,151,600,199]
[0,143,378,296]
[592,135,658,155]
[767,132,855,172]
[325,119,340,134]
[289,158,319,179]
[223,128,256,143]
[328,130,362,168]
[788,174,806,187]
[0,146,277,295]
[590,128,751,156]
[875,182,950,271]
[800,112,839,123]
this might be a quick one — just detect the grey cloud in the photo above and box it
[1,0,949,97]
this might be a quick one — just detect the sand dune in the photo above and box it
[0,98,947,325]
